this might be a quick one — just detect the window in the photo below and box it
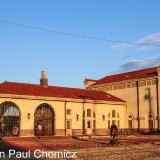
[152,79,156,85]
[128,115,132,118]
[108,112,110,118]
[0,102,20,136]
[120,84,126,89]
[87,121,91,128]
[113,85,119,90]
[66,120,71,129]
[117,120,120,128]
[83,109,96,130]
[139,81,146,86]
[106,86,110,91]
[93,120,96,129]
[127,83,131,88]
[112,120,116,125]
[132,83,137,88]
[66,109,71,115]
[108,120,110,129]
[108,110,120,128]
[112,110,116,118]
[147,81,152,86]
[87,109,91,117]
[93,111,96,118]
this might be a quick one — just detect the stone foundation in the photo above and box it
[20,129,34,137]
[72,129,83,135]
[54,129,65,136]
[92,129,110,135]
[19,128,158,137]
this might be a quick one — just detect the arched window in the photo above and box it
[0,102,20,136]
[34,103,54,136]
[108,110,120,129]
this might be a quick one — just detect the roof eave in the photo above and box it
[0,93,125,105]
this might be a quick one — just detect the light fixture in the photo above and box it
[27,112,31,119]
[102,114,105,120]
[76,113,79,121]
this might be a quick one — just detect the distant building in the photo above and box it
[85,66,160,133]
[0,71,125,137]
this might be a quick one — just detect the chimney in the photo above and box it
[40,70,48,86]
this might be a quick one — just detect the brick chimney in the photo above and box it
[40,70,48,86]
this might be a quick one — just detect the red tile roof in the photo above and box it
[92,67,158,85]
[0,81,124,102]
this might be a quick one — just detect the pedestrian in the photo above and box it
[110,124,118,139]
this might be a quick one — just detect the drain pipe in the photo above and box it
[136,81,140,131]
[64,101,67,136]
[156,79,160,131]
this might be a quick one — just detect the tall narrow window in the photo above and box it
[108,120,110,129]
[66,120,71,129]
[117,120,120,128]
[108,112,110,118]
[93,120,96,129]
[93,111,96,118]
[112,110,116,118]
[87,109,91,117]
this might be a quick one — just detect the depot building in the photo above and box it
[0,71,125,137]
[1,66,160,137]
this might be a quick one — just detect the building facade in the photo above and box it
[85,66,160,133]
[0,71,125,137]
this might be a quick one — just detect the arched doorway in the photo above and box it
[34,104,54,136]
[128,114,134,129]
[148,113,155,130]
[0,102,20,136]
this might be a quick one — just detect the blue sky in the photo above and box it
[0,0,160,88]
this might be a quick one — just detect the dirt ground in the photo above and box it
[76,143,160,160]
[1,135,160,160]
